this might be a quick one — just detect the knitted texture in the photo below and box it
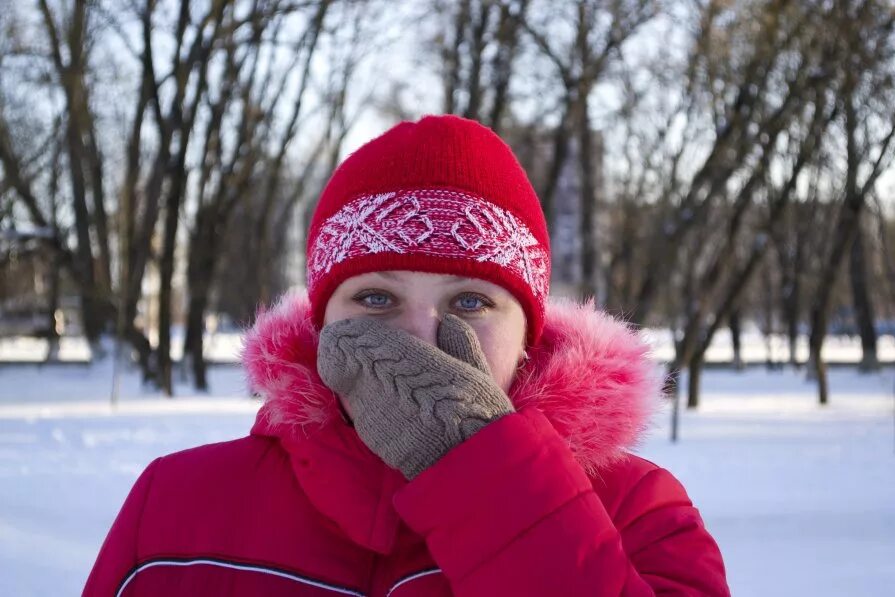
[316,314,514,479]
[305,115,551,345]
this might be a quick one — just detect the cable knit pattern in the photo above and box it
[317,314,514,479]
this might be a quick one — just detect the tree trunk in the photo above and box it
[578,97,599,302]
[729,308,743,370]
[667,366,681,443]
[45,128,63,363]
[763,256,777,369]
[157,157,188,397]
[849,221,879,371]
[777,228,802,367]
[462,0,491,120]
[157,236,175,396]
[687,352,703,410]
[120,79,154,381]
[487,0,528,133]
[184,209,219,392]
[539,97,574,238]
[808,96,873,405]
[186,291,210,391]
[65,114,103,347]
[676,253,699,409]
[442,0,470,114]
[44,249,61,362]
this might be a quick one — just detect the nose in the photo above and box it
[390,303,440,347]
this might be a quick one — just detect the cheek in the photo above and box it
[475,318,526,394]
[323,296,360,325]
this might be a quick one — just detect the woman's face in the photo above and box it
[323,270,527,394]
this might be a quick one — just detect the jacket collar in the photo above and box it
[242,290,661,552]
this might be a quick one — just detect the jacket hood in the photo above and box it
[242,290,662,475]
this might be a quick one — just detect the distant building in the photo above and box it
[0,227,80,337]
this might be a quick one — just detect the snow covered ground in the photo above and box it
[0,361,893,596]
[0,328,244,363]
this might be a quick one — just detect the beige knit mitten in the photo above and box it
[316,314,515,479]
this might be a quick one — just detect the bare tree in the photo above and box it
[183,0,372,390]
[810,114,895,399]
[36,0,110,346]
[629,0,821,327]
[155,1,231,395]
[434,0,530,133]
[182,2,273,391]
[523,0,656,249]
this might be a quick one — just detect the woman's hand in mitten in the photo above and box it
[316,314,515,479]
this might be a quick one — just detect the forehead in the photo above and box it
[374,271,466,283]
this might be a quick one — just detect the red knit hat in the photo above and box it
[306,115,551,345]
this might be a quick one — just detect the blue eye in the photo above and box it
[353,291,392,309]
[455,293,492,312]
[458,296,482,310]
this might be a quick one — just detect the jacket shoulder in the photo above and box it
[136,436,305,551]
[154,435,285,478]
[591,455,729,594]
[85,436,299,596]
[148,433,298,505]
[590,453,694,524]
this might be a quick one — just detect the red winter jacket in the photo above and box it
[85,293,729,596]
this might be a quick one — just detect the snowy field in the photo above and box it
[0,360,893,596]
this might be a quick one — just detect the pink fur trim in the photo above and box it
[242,290,663,473]
[241,292,341,434]
[509,297,663,473]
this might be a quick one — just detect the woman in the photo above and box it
[85,115,730,596]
